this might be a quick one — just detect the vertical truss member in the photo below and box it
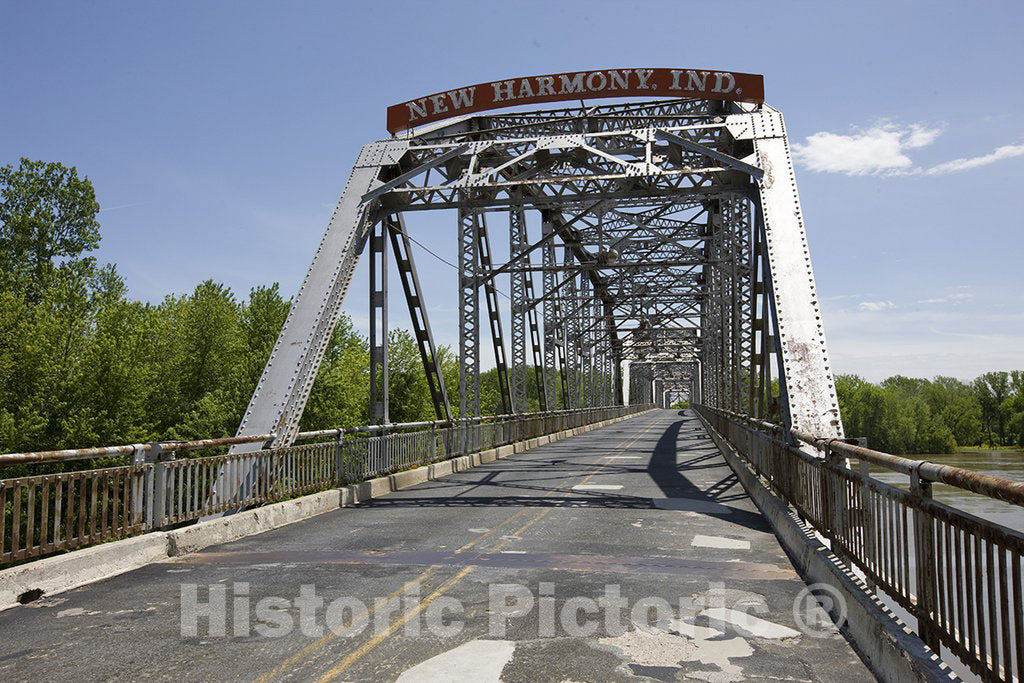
[509,203,548,412]
[458,205,482,418]
[477,211,513,415]
[369,219,389,424]
[509,205,528,413]
[541,214,561,410]
[564,249,580,410]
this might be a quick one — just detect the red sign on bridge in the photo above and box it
[386,68,764,133]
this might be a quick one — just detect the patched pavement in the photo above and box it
[0,409,874,681]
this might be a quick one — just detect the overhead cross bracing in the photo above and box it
[217,86,843,511]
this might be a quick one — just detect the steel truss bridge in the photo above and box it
[231,94,842,457]
[2,71,1022,683]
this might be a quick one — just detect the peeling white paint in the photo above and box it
[702,608,801,639]
[669,618,724,640]
[394,639,515,682]
[691,535,750,550]
[685,636,754,682]
[56,608,101,618]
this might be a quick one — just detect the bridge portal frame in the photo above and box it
[216,92,843,507]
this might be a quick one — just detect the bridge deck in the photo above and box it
[0,410,873,681]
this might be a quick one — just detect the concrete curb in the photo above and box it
[0,533,170,611]
[0,409,654,612]
[165,488,351,557]
[697,414,955,683]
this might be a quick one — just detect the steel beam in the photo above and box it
[727,104,843,438]
[369,219,389,424]
[387,214,452,422]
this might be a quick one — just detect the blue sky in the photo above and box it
[2,1,1021,381]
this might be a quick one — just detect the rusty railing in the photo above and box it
[1,404,651,567]
[696,404,1024,683]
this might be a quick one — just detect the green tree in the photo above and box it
[0,159,101,298]
[302,313,370,430]
[974,372,1010,446]
[1009,371,1024,447]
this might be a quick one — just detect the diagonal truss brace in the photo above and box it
[387,214,453,422]
[655,130,764,180]
[726,104,842,438]
[208,140,408,514]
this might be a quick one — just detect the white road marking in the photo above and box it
[607,456,641,460]
[395,639,515,682]
[572,484,623,491]
[670,618,725,640]
[691,535,751,550]
[701,608,801,639]
[56,608,101,618]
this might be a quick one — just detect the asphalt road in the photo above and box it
[0,409,874,682]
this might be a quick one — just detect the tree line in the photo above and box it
[835,373,1024,455]
[2,159,1021,459]
[0,159,553,459]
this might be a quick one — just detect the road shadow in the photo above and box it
[642,410,770,531]
[360,411,770,532]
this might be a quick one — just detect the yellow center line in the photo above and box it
[314,416,662,682]
[314,567,475,683]
[255,571,436,683]
[264,413,663,679]
[258,507,535,682]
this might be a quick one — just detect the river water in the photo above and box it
[866,449,1023,681]
[870,449,1024,531]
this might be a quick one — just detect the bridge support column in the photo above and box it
[509,205,528,413]
[369,219,389,424]
[458,206,482,418]
[541,215,562,410]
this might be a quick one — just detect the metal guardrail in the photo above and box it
[696,405,1024,683]
[0,405,650,567]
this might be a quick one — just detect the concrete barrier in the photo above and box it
[166,489,348,556]
[429,460,454,477]
[0,533,170,612]
[356,475,392,500]
[698,415,953,683]
[389,467,429,491]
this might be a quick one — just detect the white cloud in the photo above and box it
[917,292,973,305]
[821,301,1024,381]
[793,122,1024,177]
[792,123,942,176]
[857,300,895,312]
[925,143,1024,175]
